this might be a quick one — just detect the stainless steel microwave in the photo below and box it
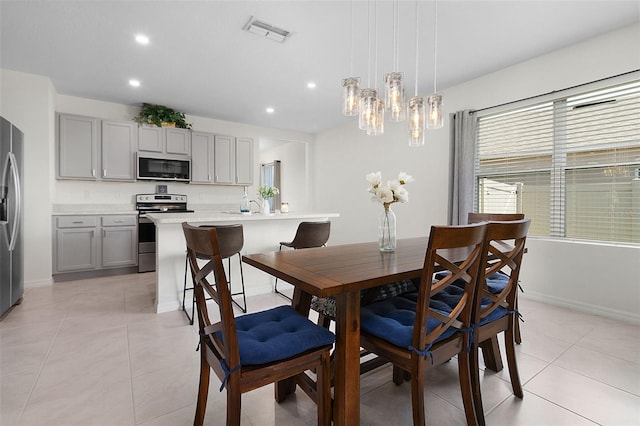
[137,154,191,182]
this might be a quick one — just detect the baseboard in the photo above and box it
[156,301,180,314]
[522,290,640,325]
[25,277,54,288]
[52,266,138,283]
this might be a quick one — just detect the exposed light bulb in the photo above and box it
[427,94,444,129]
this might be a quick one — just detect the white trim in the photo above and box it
[522,291,640,325]
[25,278,54,288]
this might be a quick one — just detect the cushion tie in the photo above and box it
[461,325,476,353]
[218,359,241,392]
[409,344,434,364]
[507,309,524,323]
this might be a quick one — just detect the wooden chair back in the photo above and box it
[468,212,525,224]
[414,223,488,355]
[474,219,530,329]
[182,223,239,369]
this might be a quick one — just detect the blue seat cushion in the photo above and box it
[215,305,335,365]
[360,294,458,349]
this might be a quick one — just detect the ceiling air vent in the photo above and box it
[243,17,291,43]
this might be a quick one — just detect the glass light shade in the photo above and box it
[359,88,378,131]
[384,72,406,122]
[367,98,385,135]
[408,96,426,147]
[427,93,444,129]
[342,77,360,116]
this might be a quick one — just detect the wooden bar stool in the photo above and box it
[274,221,330,300]
[182,224,247,324]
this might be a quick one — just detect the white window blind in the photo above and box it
[476,80,640,244]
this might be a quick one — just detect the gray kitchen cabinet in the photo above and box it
[235,137,254,185]
[101,216,137,268]
[213,134,234,184]
[54,216,98,272]
[191,131,215,183]
[57,113,100,179]
[138,126,190,156]
[212,134,254,185]
[57,114,137,181]
[137,125,164,153]
[101,120,137,181]
[53,215,137,274]
[165,127,191,156]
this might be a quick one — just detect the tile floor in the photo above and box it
[1,273,639,426]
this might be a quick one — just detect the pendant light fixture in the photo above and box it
[384,0,405,122]
[342,0,360,116]
[367,0,384,135]
[408,0,425,147]
[427,0,444,129]
[359,0,383,134]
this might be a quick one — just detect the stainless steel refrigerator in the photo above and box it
[1,116,24,319]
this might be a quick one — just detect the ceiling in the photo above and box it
[1,1,638,134]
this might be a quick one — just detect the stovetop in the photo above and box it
[135,193,193,214]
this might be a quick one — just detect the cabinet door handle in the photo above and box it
[114,220,124,223]
[103,169,106,177]
[72,221,84,224]
[103,229,106,237]
[91,169,96,177]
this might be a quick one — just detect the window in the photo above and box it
[475,81,640,244]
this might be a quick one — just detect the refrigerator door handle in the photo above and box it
[3,152,21,251]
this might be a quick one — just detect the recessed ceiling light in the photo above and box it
[266,107,275,113]
[135,34,149,45]
[129,79,141,87]
[307,82,317,89]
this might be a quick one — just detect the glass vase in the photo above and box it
[378,205,397,252]
[261,199,270,215]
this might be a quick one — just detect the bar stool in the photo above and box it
[275,221,331,300]
[182,224,246,324]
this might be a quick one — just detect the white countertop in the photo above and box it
[145,211,340,225]
[52,204,136,216]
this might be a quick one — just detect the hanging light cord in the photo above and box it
[374,0,378,89]
[367,0,371,88]
[349,0,354,77]
[433,0,438,93]
[414,0,419,97]
[393,0,398,72]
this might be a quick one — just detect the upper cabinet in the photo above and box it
[192,133,254,185]
[191,131,215,184]
[58,114,100,179]
[138,126,190,156]
[213,134,235,184]
[57,113,136,181]
[101,120,137,180]
[235,137,254,185]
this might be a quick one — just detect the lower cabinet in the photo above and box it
[53,215,137,274]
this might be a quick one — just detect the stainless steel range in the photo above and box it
[136,193,193,273]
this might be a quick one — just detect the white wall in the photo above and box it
[0,69,56,286]
[259,138,310,212]
[312,23,640,322]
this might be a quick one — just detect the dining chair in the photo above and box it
[182,223,335,426]
[468,212,526,346]
[469,219,530,425]
[274,221,331,300]
[359,223,488,426]
[182,224,247,326]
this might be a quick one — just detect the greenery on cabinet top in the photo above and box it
[133,103,192,129]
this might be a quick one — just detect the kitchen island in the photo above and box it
[145,211,340,313]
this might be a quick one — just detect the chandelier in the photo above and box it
[341,0,444,146]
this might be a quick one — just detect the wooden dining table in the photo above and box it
[242,237,506,426]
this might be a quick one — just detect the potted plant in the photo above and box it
[133,103,192,129]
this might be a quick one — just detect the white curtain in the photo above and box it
[448,110,477,225]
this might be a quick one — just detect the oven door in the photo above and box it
[138,216,156,272]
